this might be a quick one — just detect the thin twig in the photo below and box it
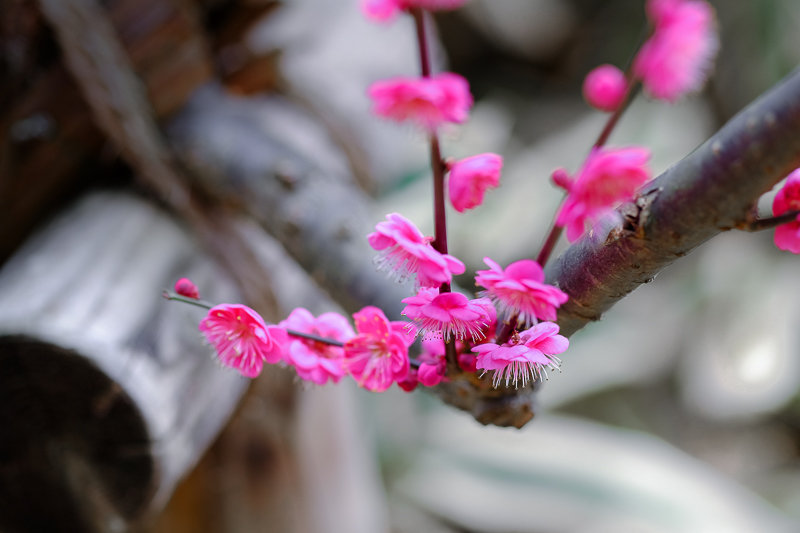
[736,210,800,231]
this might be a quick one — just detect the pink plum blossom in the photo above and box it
[368,212,465,288]
[555,146,652,242]
[583,64,628,112]
[402,288,494,341]
[343,306,416,392]
[368,73,473,131]
[633,0,719,102]
[773,169,800,253]
[362,0,468,22]
[473,322,568,388]
[174,277,200,299]
[279,308,355,385]
[199,304,288,378]
[447,153,503,212]
[475,257,568,325]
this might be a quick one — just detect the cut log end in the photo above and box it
[0,335,155,532]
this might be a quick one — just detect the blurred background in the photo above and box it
[2,0,800,531]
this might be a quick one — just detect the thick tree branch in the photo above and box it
[548,66,800,338]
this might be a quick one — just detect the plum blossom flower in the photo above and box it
[402,288,494,341]
[174,277,200,299]
[473,322,568,388]
[343,306,416,392]
[362,0,468,22]
[368,213,465,288]
[279,308,355,385]
[475,257,568,325]
[633,0,719,102]
[447,153,503,212]
[773,169,800,253]
[583,64,628,112]
[368,73,473,132]
[199,304,288,378]
[555,146,651,242]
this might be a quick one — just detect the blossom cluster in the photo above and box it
[190,214,570,390]
[177,0,732,395]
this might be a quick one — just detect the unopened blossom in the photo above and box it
[174,277,200,299]
[473,322,568,388]
[475,257,568,325]
[368,212,465,288]
[362,0,468,22]
[402,288,494,341]
[343,306,416,392]
[447,153,503,212]
[633,0,719,102]
[773,169,800,253]
[199,304,288,378]
[457,352,477,373]
[279,308,355,385]
[555,146,652,242]
[417,339,449,386]
[368,73,473,131]
[583,64,628,112]
[397,368,420,392]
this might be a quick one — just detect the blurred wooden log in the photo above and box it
[139,220,391,533]
[0,190,392,531]
[0,192,248,529]
[0,0,280,264]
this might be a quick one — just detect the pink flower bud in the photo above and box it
[582,64,627,112]
[457,353,477,373]
[551,168,572,191]
[174,277,200,299]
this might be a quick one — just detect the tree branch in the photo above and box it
[548,66,800,338]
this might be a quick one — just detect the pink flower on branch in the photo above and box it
[368,213,465,288]
[633,0,719,102]
[447,153,503,212]
[199,304,288,378]
[343,306,416,392]
[368,73,473,132]
[773,169,800,253]
[583,64,628,112]
[279,308,355,385]
[555,146,652,242]
[402,288,495,341]
[475,257,568,325]
[174,277,200,299]
[362,0,468,22]
[473,322,568,388]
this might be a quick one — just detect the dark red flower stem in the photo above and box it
[430,136,451,274]
[737,210,800,231]
[411,8,432,78]
[593,79,640,149]
[412,7,458,367]
[162,291,345,347]
[535,78,641,269]
[535,222,564,267]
